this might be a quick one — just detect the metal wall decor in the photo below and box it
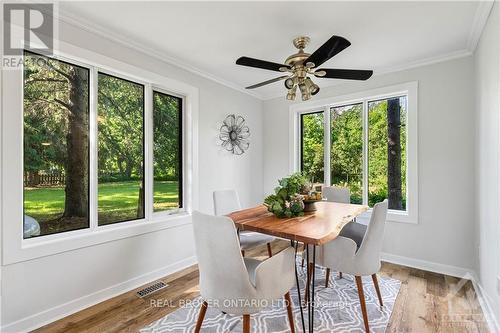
[219,114,250,155]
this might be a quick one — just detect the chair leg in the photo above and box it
[355,276,370,333]
[304,263,313,301]
[267,242,273,257]
[372,274,383,307]
[243,314,250,333]
[339,272,343,279]
[194,301,208,333]
[241,250,245,257]
[284,292,296,333]
[325,268,330,288]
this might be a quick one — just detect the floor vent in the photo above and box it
[136,281,168,298]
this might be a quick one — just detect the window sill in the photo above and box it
[356,209,418,225]
[5,212,192,265]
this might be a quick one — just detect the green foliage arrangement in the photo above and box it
[264,172,308,218]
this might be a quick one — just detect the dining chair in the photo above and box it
[304,200,388,332]
[303,185,364,281]
[192,211,297,333]
[213,189,275,257]
[323,185,350,203]
[324,186,365,281]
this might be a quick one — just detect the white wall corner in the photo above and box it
[467,0,495,52]
[470,273,500,333]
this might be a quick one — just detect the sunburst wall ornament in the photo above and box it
[219,114,250,155]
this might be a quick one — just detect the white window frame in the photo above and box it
[289,82,418,224]
[2,40,199,264]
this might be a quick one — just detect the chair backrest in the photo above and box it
[323,186,351,204]
[192,211,255,301]
[213,189,241,216]
[356,200,388,272]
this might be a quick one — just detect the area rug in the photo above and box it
[141,260,401,333]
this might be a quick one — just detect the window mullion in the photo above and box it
[145,85,153,220]
[323,106,331,186]
[90,67,98,231]
[362,100,369,206]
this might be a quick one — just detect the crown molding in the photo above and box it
[467,0,494,52]
[54,8,264,100]
[54,1,490,102]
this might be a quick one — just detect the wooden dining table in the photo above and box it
[228,201,368,333]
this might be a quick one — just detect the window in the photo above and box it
[21,51,187,239]
[23,51,90,238]
[295,82,417,221]
[97,73,145,225]
[368,96,407,210]
[300,112,324,184]
[153,91,183,212]
[331,103,363,204]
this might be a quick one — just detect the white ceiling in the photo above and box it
[60,1,486,100]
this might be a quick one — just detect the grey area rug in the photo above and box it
[141,260,401,333]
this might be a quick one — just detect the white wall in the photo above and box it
[475,2,500,329]
[263,56,476,272]
[0,19,263,331]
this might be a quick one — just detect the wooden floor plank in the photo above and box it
[33,240,489,333]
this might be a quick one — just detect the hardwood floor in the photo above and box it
[34,241,489,333]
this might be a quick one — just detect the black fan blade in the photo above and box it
[245,76,289,89]
[316,68,373,80]
[304,36,351,68]
[236,56,290,72]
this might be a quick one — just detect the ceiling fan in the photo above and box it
[236,35,373,101]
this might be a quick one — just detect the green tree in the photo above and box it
[301,113,324,183]
[24,52,89,218]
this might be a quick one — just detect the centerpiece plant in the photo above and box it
[264,172,311,218]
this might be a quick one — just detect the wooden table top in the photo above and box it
[227,201,369,245]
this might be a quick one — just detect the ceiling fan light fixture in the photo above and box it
[305,78,320,95]
[311,84,320,95]
[284,77,295,89]
[286,85,297,101]
[298,83,311,101]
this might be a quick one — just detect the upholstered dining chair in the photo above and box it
[192,211,297,333]
[213,189,275,257]
[304,200,388,332]
[323,185,351,203]
[301,186,353,268]
[320,186,365,281]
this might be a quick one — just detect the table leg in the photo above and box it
[306,245,312,332]
[291,240,306,333]
[311,245,316,333]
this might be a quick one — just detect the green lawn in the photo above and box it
[24,180,180,225]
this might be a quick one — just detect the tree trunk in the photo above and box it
[137,181,144,218]
[63,67,88,218]
[117,158,125,174]
[125,161,133,179]
[387,98,402,210]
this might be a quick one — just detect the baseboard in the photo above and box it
[470,273,500,333]
[1,256,197,333]
[381,252,472,278]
